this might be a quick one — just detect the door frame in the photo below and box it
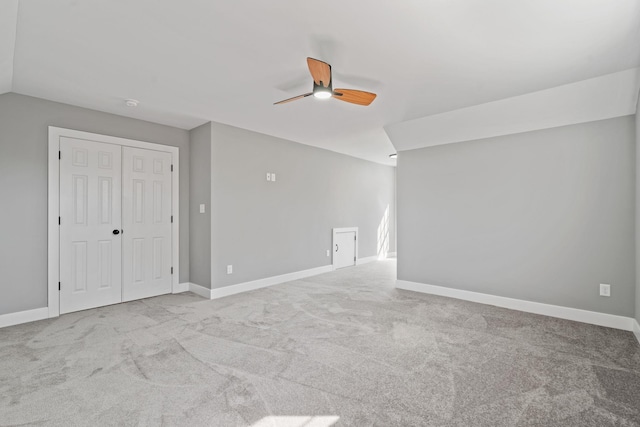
[48,126,180,318]
[332,227,358,270]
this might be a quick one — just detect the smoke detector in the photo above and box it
[125,99,139,107]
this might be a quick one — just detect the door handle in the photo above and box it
[112,229,120,235]
[335,244,339,252]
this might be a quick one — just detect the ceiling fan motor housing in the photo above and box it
[313,80,333,98]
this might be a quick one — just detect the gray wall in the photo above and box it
[397,116,635,317]
[209,122,396,289]
[0,93,190,315]
[189,123,211,287]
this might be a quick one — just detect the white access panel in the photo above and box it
[122,147,173,301]
[59,137,123,314]
[333,228,357,269]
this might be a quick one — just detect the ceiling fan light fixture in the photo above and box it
[313,90,332,99]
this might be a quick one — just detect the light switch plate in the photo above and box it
[272,173,276,182]
[266,173,271,181]
[599,283,610,297]
[199,204,205,213]
[227,265,233,274]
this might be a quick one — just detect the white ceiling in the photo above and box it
[3,0,640,165]
[387,68,640,152]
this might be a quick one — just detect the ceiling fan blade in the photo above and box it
[274,93,313,105]
[332,89,377,106]
[307,57,332,88]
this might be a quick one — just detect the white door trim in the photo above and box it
[48,126,180,318]
[332,227,358,270]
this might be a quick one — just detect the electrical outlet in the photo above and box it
[227,265,233,275]
[266,173,271,181]
[326,249,330,257]
[599,283,610,297]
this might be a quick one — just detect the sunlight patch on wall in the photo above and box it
[377,204,390,259]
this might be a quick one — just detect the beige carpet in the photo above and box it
[1,259,639,426]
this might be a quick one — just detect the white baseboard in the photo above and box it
[210,265,333,300]
[396,280,635,332]
[0,307,49,329]
[173,282,190,294]
[188,282,213,299]
[356,255,379,265]
[633,319,640,344]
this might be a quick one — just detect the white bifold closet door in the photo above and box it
[59,139,173,314]
[122,147,172,302]
[59,138,123,314]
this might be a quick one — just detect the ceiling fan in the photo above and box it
[274,58,377,106]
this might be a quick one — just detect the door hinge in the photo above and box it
[58,216,61,225]
[58,151,61,160]
[354,235,356,241]
[58,282,61,291]
[354,256,356,262]
[171,267,174,275]
[171,215,173,223]
[171,164,173,172]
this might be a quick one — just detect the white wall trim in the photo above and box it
[0,307,49,329]
[209,265,333,300]
[357,255,379,265]
[173,282,190,294]
[396,280,635,331]
[188,283,213,299]
[633,319,640,344]
[48,126,180,318]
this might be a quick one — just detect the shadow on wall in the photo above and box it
[377,205,390,259]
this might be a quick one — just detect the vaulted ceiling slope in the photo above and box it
[3,1,640,165]
[387,68,640,152]
[0,0,18,95]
